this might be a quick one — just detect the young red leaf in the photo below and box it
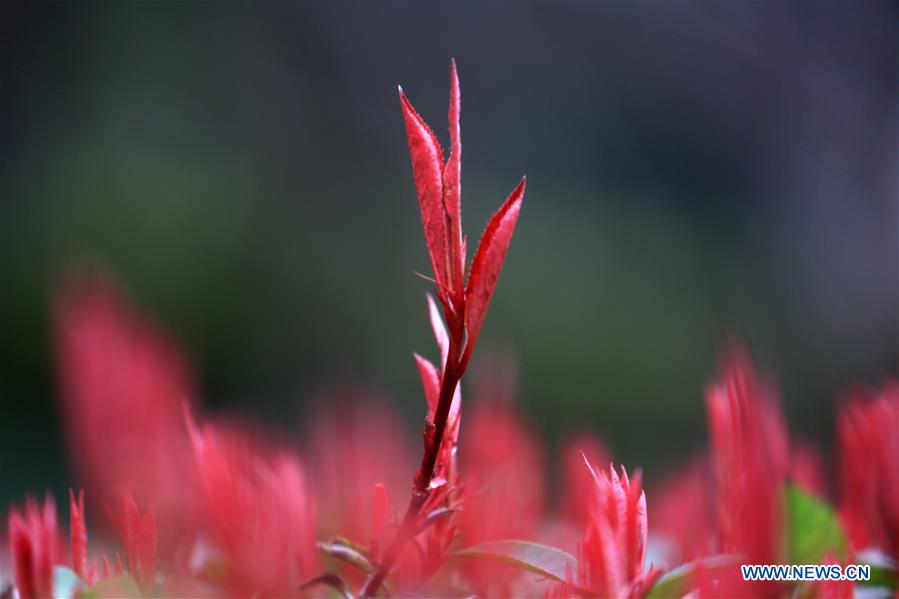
[69,489,87,580]
[399,87,450,300]
[426,293,450,367]
[442,59,464,299]
[414,353,441,421]
[464,178,526,354]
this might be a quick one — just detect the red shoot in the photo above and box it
[361,59,525,597]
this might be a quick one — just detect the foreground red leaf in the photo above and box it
[837,381,899,560]
[108,490,157,590]
[187,414,318,596]
[460,391,544,597]
[8,495,57,599]
[706,350,787,562]
[551,461,656,599]
[69,489,87,581]
[54,274,199,554]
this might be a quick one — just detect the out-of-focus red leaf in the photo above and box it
[790,442,827,498]
[305,398,413,545]
[8,495,58,599]
[810,555,854,599]
[414,353,440,422]
[187,413,318,595]
[69,489,87,580]
[108,491,156,590]
[371,482,389,555]
[399,87,449,300]
[442,59,464,298]
[705,348,788,572]
[464,178,525,354]
[459,395,544,595]
[837,382,899,559]
[137,510,157,589]
[650,455,715,563]
[54,274,198,556]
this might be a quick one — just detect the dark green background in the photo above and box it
[2,2,897,504]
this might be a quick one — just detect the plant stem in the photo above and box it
[360,350,462,597]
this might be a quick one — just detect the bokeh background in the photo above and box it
[2,1,897,506]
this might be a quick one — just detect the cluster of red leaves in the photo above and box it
[650,351,898,598]
[838,383,899,560]
[2,61,897,599]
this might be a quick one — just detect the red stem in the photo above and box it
[360,316,465,597]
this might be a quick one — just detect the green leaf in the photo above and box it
[82,575,142,599]
[783,484,847,564]
[452,540,577,583]
[644,555,739,599]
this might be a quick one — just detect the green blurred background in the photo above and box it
[2,2,897,505]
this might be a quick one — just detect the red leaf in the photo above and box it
[414,353,440,421]
[442,59,464,298]
[138,509,157,587]
[427,293,449,367]
[464,177,526,353]
[109,491,156,589]
[9,510,37,599]
[399,87,450,301]
[69,489,87,580]
[371,482,389,554]
[9,495,58,599]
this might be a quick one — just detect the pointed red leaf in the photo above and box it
[464,177,526,352]
[414,353,440,421]
[426,293,449,367]
[442,59,464,298]
[69,489,87,579]
[399,87,450,300]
